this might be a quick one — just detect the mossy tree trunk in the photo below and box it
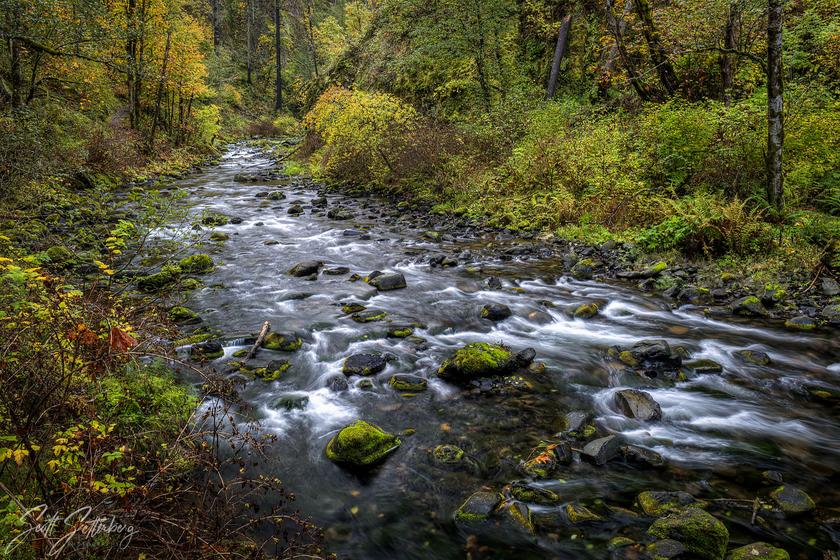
[766,0,784,213]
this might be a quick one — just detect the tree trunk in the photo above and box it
[720,1,739,106]
[149,28,172,148]
[212,0,220,51]
[604,0,649,100]
[126,0,138,128]
[634,0,678,96]
[274,0,283,111]
[306,1,319,80]
[766,0,783,213]
[246,0,253,84]
[602,0,633,77]
[9,37,22,108]
[546,14,573,99]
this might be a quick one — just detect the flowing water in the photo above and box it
[165,145,840,558]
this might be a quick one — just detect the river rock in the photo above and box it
[521,441,573,478]
[367,271,406,291]
[209,231,229,242]
[822,303,840,325]
[351,309,388,323]
[287,204,304,215]
[386,325,414,338]
[622,445,666,468]
[272,394,309,411]
[267,191,286,200]
[289,260,323,277]
[683,359,723,374]
[325,420,401,467]
[565,503,602,523]
[432,444,465,466]
[628,339,680,367]
[784,315,817,331]
[179,253,214,273]
[323,266,350,275]
[487,277,503,290]
[637,491,698,516]
[769,485,815,514]
[327,207,353,220]
[454,491,500,523]
[509,483,561,505]
[821,277,840,296]
[388,374,427,391]
[437,342,515,382]
[261,332,302,351]
[169,306,201,325]
[733,349,771,366]
[731,295,768,317]
[648,507,728,560]
[570,258,594,279]
[581,435,622,465]
[617,261,667,279]
[573,302,599,319]
[646,539,686,559]
[481,303,512,321]
[343,353,387,376]
[614,389,662,421]
[326,374,349,392]
[728,542,790,560]
[190,340,224,360]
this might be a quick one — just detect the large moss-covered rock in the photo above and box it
[728,542,789,560]
[389,374,427,391]
[437,342,514,382]
[647,507,729,560]
[325,421,401,467]
[137,265,181,292]
[169,306,201,325]
[637,491,698,516]
[179,253,214,274]
[261,332,302,352]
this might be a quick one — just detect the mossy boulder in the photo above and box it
[44,245,74,267]
[734,349,771,366]
[432,444,464,465]
[683,359,723,374]
[341,302,367,314]
[731,295,768,317]
[179,254,214,274]
[190,340,224,360]
[437,342,514,382]
[565,503,602,523]
[389,374,427,391]
[351,309,388,323]
[573,302,599,319]
[257,360,291,381]
[137,265,181,292]
[201,213,229,226]
[325,421,401,467]
[520,441,572,478]
[637,491,698,516]
[647,507,729,560]
[169,306,201,325]
[769,485,815,514]
[454,491,501,523]
[261,332,302,352]
[209,231,229,242]
[387,325,414,338]
[728,542,789,560]
[509,483,560,505]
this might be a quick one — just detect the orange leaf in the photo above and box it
[109,327,136,352]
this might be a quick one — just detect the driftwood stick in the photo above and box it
[244,321,270,361]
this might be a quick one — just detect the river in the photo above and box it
[165,144,839,558]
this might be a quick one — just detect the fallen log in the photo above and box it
[243,321,271,361]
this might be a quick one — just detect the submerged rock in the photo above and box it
[326,374,349,392]
[323,266,350,275]
[647,507,729,560]
[614,389,662,421]
[581,435,622,465]
[289,260,323,277]
[272,394,308,410]
[733,349,771,366]
[367,271,407,291]
[190,340,224,360]
[728,542,790,560]
[387,325,414,338]
[432,444,465,465]
[343,353,387,376]
[437,342,515,382]
[683,359,723,374]
[784,315,817,331]
[325,420,401,467]
[388,374,427,391]
[769,485,815,514]
[481,303,512,321]
[646,539,686,559]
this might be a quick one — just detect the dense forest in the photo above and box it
[1,0,839,557]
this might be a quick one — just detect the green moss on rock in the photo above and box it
[728,542,789,560]
[437,342,513,381]
[432,444,464,465]
[137,265,181,292]
[179,254,214,274]
[574,302,599,319]
[647,507,728,560]
[261,332,302,351]
[325,421,401,467]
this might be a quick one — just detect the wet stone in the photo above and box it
[614,389,662,421]
[289,260,323,277]
[454,491,500,523]
[637,491,698,516]
[581,435,622,465]
[343,353,388,376]
[481,303,512,321]
[326,374,349,392]
[683,358,723,374]
[367,271,407,291]
[646,539,686,559]
[388,374,427,392]
[647,507,729,560]
[728,542,790,560]
[734,349,771,366]
[769,485,815,514]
